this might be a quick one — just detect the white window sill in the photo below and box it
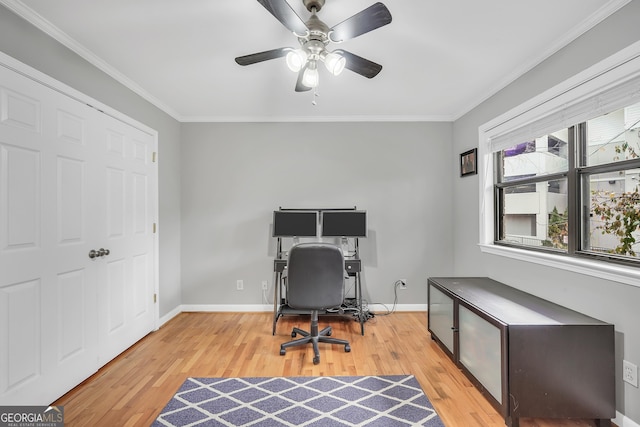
[479,244,640,289]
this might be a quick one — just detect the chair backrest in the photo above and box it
[286,242,345,310]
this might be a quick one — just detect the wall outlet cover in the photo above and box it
[623,360,638,387]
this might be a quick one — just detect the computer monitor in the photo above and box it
[321,210,367,238]
[272,210,318,237]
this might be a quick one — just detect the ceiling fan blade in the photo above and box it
[335,50,382,78]
[295,66,312,92]
[329,2,392,43]
[235,48,290,66]
[257,0,309,35]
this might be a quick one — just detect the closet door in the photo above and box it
[0,65,100,405]
[0,61,156,405]
[96,114,156,364]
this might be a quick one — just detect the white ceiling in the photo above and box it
[2,0,628,122]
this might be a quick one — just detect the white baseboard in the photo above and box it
[177,303,427,315]
[159,303,427,326]
[368,303,428,313]
[156,304,427,328]
[181,304,274,313]
[617,411,640,427]
[158,306,182,327]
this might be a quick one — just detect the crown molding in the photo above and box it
[0,0,183,121]
[179,114,454,123]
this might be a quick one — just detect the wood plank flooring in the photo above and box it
[53,312,611,426]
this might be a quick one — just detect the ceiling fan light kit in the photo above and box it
[235,0,392,98]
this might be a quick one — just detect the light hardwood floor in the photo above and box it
[54,312,611,426]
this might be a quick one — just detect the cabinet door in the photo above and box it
[458,303,505,410]
[427,283,455,356]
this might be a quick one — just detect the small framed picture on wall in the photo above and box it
[460,148,477,177]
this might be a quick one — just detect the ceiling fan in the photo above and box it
[235,0,392,93]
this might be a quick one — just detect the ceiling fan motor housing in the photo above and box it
[303,0,325,12]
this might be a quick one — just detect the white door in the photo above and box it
[0,60,157,405]
[96,114,156,364]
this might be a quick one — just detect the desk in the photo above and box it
[272,257,366,335]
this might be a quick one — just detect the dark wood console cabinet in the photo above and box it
[427,277,615,427]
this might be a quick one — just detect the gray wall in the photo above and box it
[180,121,453,306]
[452,1,640,422]
[0,6,183,317]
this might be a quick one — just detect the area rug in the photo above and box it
[152,375,444,426]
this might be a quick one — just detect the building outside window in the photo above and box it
[495,102,640,264]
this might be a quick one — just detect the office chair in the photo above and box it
[279,242,351,364]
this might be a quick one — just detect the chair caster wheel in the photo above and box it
[345,345,351,352]
[280,348,286,356]
[326,330,332,336]
[313,356,320,365]
[291,332,296,338]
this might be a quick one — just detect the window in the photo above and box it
[496,104,640,263]
[497,132,569,251]
[478,40,640,286]
[583,104,640,259]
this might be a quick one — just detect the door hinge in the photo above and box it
[153,223,157,233]
[153,293,157,303]
[152,152,157,163]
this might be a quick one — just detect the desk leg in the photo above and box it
[356,272,364,335]
[272,271,280,335]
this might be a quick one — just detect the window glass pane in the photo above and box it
[501,131,569,182]
[586,101,640,166]
[499,179,568,250]
[587,170,640,258]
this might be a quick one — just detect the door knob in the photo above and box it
[89,248,110,259]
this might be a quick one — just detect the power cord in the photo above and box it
[368,280,402,316]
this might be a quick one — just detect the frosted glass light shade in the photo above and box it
[324,52,346,76]
[286,49,307,72]
[302,66,319,88]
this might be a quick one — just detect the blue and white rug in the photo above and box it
[152,375,444,426]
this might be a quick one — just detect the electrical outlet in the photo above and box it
[236,279,244,291]
[399,279,407,289]
[261,280,268,290]
[623,360,638,387]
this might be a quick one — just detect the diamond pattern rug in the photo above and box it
[152,375,444,426]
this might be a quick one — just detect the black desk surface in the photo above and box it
[428,277,609,326]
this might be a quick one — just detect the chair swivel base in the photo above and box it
[280,317,350,365]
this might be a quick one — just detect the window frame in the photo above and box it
[478,40,640,288]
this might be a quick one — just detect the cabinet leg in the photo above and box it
[506,416,519,427]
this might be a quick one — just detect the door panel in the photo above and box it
[0,86,41,133]
[0,60,156,405]
[1,279,40,391]
[1,145,40,250]
[106,259,126,333]
[428,283,455,355]
[57,269,87,361]
[56,157,84,244]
